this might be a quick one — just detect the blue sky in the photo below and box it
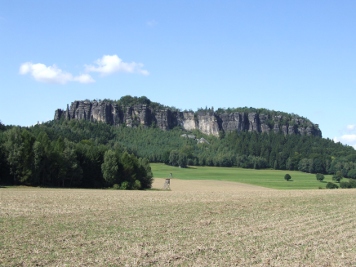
[1,1,356,148]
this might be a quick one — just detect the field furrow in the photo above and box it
[1,186,356,266]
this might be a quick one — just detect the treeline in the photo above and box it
[113,125,356,178]
[0,121,153,189]
[1,118,356,187]
[31,120,356,175]
[112,123,356,177]
[214,131,356,177]
[102,95,178,111]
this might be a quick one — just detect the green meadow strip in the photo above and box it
[151,163,335,190]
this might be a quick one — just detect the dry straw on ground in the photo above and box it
[1,179,356,266]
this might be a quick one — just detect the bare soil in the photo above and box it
[1,182,356,266]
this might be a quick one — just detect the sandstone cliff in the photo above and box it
[54,100,322,137]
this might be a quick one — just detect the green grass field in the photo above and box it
[151,163,336,190]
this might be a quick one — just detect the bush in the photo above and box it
[340,179,356,189]
[120,181,129,190]
[332,171,343,183]
[326,182,339,189]
[284,174,291,181]
[340,181,351,189]
[316,173,324,182]
[348,179,356,188]
[347,169,356,179]
[113,184,120,190]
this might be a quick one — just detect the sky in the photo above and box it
[1,1,356,148]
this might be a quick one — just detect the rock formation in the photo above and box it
[54,100,322,137]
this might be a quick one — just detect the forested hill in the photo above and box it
[54,95,322,137]
[1,96,356,188]
[1,115,356,188]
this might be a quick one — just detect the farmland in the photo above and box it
[1,179,356,266]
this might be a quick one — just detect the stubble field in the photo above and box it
[1,179,356,266]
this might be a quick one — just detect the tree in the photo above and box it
[316,173,324,182]
[298,158,309,172]
[3,128,35,184]
[286,157,293,170]
[178,152,187,168]
[284,173,291,181]
[138,157,153,189]
[33,141,45,186]
[347,169,356,179]
[274,160,278,170]
[61,145,83,187]
[101,150,119,186]
[332,171,343,183]
[0,120,6,131]
[312,158,324,173]
[169,150,179,166]
[0,133,11,184]
[32,131,51,186]
[120,151,138,188]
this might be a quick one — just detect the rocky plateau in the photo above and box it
[54,100,322,137]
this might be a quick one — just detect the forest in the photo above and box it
[0,120,153,189]
[1,112,356,188]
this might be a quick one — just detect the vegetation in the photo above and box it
[115,95,174,111]
[1,116,356,188]
[316,173,325,182]
[332,171,343,183]
[1,96,356,188]
[326,182,339,189]
[340,179,356,189]
[284,173,291,181]
[151,163,336,190]
[0,123,152,189]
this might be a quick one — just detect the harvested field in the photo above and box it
[1,181,356,266]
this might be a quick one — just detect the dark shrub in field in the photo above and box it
[316,173,324,182]
[340,179,356,189]
[326,182,338,189]
[340,181,351,189]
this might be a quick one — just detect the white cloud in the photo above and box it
[334,137,356,149]
[73,74,95,84]
[334,134,356,143]
[19,62,95,84]
[85,55,149,76]
[20,55,148,84]
[347,124,356,130]
[334,124,356,149]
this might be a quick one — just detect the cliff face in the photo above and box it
[54,100,322,137]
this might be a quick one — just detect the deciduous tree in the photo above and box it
[101,150,119,186]
[316,173,324,182]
